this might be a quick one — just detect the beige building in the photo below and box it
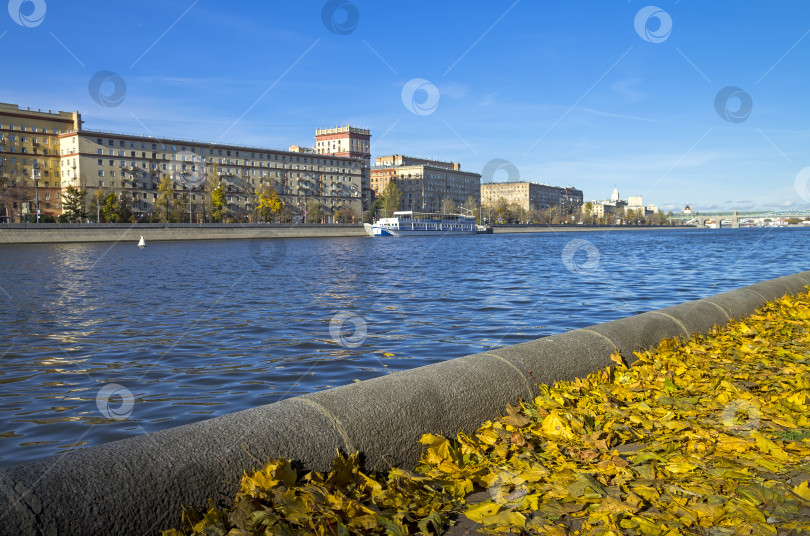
[481,181,583,213]
[584,189,658,221]
[315,126,371,210]
[370,155,480,214]
[59,130,363,223]
[0,103,82,221]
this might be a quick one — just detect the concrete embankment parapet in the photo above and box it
[0,223,368,244]
[1,270,809,536]
[0,223,705,244]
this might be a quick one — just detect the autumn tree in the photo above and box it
[102,192,118,223]
[333,206,356,224]
[582,202,593,223]
[89,188,106,222]
[462,195,479,222]
[208,164,226,223]
[155,175,176,222]
[492,197,511,223]
[256,187,282,223]
[440,197,458,215]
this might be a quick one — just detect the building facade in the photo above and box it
[315,127,371,210]
[59,130,363,223]
[370,155,480,214]
[585,189,657,221]
[0,103,82,222]
[480,181,584,213]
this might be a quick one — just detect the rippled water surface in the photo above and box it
[1,227,808,466]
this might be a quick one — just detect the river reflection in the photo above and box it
[0,227,808,466]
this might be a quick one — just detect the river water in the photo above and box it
[0,227,808,466]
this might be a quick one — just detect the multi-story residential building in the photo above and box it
[585,189,657,220]
[480,181,584,214]
[59,130,363,223]
[370,155,480,214]
[315,127,371,210]
[584,188,626,219]
[0,103,82,222]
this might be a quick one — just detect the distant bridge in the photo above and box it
[669,210,810,228]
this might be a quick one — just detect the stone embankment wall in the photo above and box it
[0,223,368,244]
[1,271,809,535]
[0,223,703,244]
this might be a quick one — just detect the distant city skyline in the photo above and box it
[4,1,810,212]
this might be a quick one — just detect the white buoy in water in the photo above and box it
[137,236,146,247]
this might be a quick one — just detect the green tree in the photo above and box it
[380,181,402,217]
[364,197,384,223]
[61,185,88,223]
[116,192,135,223]
[256,187,282,223]
[306,199,324,223]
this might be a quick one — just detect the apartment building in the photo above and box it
[0,103,82,221]
[370,155,480,213]
[315,126,371,210]
[59,130,363,222]
[481,181,584,214]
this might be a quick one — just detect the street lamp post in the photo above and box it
[34,178,40,223]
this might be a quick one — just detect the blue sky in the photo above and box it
[3,0,810,212]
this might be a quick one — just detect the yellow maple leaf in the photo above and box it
[794,480,810,501]
[464,500,500,523]
[540,412,575,440]
[751,430,791,461]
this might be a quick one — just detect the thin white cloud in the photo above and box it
[580,107,656,123]
[610,77,645,102]
[478,92,496,106]
[437,82,469,99]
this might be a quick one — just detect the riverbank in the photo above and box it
[0,223,368,244]
[491,224,695,233]
[165,289,810,536]
[3,269,809,536]
[0,223,704,244]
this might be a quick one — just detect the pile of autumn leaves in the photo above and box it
[164,292,810,536]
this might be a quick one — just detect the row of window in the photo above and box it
[1,168,51,176]
[0,146,53,155]
[0,135,58,145]
[87,150,357,173]
[1,157,54,166]
[92,164,356,182]
[91,138,357,167]
[0,124,60,134]
[4,179,59,188]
